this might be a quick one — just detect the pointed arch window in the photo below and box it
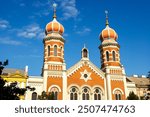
[106,51,109,61]
[114,90,122,100]
[94,88,102,100]
[48,46,50,56]
[83,49,88,58]
[112,51,116,61]
[82,87,90,100]
[32,92,37,100]
[54,45,57,56]
[70,87,79,100]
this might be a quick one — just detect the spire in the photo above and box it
[105,10,109,26]
[84,44,86,48]
[53,3,57,19]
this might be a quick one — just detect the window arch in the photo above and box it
[106,51,109,61]
[32,92,37,100]
[114,90,122,100]
[94,88,102,100]
[54,45,57,56]
[83,49,88,58]
[82,87,90,100]
[60,47,63,57]
[48,46,50,56]
[112,51,116,61]
[50,87,59,100]
[70,87,79,100]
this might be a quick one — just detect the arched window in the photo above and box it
[48,46,50,56]
[70,87,79,100]
[106,51,109,61]
[94,88,102,100]
[82,87,90,100]
[83,49,88,58]
[114,90,122,100]
[50,87,59,100]
[32,92,37,100]
[60,47,63,57]
[112,51,116,61]
[54,45,57,56]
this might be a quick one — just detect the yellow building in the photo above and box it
[1,67,28,99]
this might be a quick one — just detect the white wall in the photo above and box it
[25,76,43,100]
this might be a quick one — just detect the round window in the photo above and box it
[72,88,76,92]
[84,88,88,93]
[84,74,88,78]
[95,89,99,93]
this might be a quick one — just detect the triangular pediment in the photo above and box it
[7,71,27,79]
[67,59,105,79]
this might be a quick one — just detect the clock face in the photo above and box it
[84,74,88,78]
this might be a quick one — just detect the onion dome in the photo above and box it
[45,3,64,35]
[100,11,118,41]
[45,18,64,35]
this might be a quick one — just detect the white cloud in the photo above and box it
[32,0,49,8]
[32,1,50,17]
[0,19,9,29]
[56,0,79,20]
[63,33,69,37]
[19,3,25,7]
[17,24,44,39]
[0,37,23,46]
[30,0,79,20]
[76,27,91,35]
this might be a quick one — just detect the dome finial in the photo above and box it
[105,10,109,26]
[84,43,86,48]
[53,3,57,19]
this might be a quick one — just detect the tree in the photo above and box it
[127,91,139,100]
[0,60,35,100]
[38,91,54,100]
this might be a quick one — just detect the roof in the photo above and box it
[2,68,25,75]
[126,77,133,82]
[28,76,43,83]
[128,77,150,86]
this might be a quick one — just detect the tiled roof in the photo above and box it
[128,77,150,85]
[2,68,25,75]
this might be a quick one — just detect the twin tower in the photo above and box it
[42,5,127,100]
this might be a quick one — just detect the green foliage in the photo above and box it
[0,78,27,100]
[0,60,35,100]
[127,91,139,100]
[38,91,54,100]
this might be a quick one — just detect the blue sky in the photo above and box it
[0,0,150,76]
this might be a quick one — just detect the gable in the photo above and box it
[2,71,27,82]
[67,60,105,79]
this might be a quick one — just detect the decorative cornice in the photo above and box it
[43,36,65,43]
[99,43,120,49]
[67,59,105,79]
